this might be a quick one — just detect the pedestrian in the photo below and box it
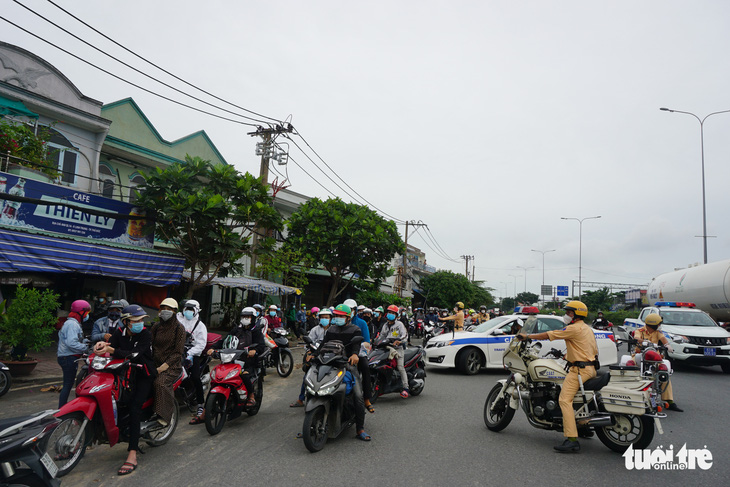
[150,298,186,426]
[178,299,209,424]
[57,300,91,407]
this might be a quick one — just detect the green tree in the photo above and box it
[0,120,59,178]
[0,285,59,360]
[135,155,282,297]
[515,292,539,306]
[581,287,614,312]
[355,289,411,309]
[284,197,404,306]
[254,247,309,291]
[419,271,494,310]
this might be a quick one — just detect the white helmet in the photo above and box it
[343,299,357,316]
[223,335,239,349]
[183,299,200,315]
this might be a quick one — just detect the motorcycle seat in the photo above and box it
[582,370,610,391]
[404,347,421,363]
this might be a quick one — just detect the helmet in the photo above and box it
[318,308,332,317]
[160,297,179,309]
[119,299,130,308]
[241,307,256,316]
[311,307,320,314]
[480,305,487,311]
[333,304,351,317]
[375,306,384,313]
[357,305,365,312]
[223,335,239,349]
[644,313,663,327]
[183,299,200,312]
[363,307,372,314]
[563,300,588,318]
[71,300,91,314]
[253,304,264,312]
[455,302,464,309]
[386,304,399,314]
[121,304,148,321]
[269,304,278,310]
[108,299,124,310]
[343,299,357,310]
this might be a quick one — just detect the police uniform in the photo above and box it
[546,320,598,439]
[442,310,465,331]
[633,326,673,401]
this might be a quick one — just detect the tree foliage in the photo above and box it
[284,198,404,306]
[0,120,60,178]
[254,246,309,291]
[581,287,615,312]
[419,271,494,310]
[0,285,59,359]
[355,289,411,309]
[515,292,539,306]
[135,156,282,297]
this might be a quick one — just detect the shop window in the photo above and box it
[46,128,78,185]
[99,164,116,198]
[128,173,145,204]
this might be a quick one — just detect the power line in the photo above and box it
[43,0,283,125]
[0,16,261,127]
[423,225,460,262]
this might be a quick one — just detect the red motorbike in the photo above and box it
[204,347,270,435]
[44,353,182,477]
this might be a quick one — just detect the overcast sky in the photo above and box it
[5,0,730,301]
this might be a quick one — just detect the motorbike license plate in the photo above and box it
[704,347,716,356]
[40,452,58,478]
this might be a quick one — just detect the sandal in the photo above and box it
[355,430,371,441]
[118,462,137,476]
[245,398,256,407]
[289,400,304,408]
[189,415,205,425]
[365,403,375,414]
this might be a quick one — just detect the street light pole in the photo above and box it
[531,249,555,306]
[660,107,730,264]
[516,266,534,294]
[561,216,601,298]
[508,274,518,303]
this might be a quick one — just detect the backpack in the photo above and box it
[184,319,201,349]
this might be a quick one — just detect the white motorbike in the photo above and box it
[483,337,665,453]
[618,338,673,408]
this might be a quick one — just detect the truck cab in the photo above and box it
[623,301,730,373]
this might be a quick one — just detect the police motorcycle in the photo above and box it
[368,336,426,402]
[618,336,673,409]
[0,410,61,486]
[301,336,363,453]
[483,336,666,453]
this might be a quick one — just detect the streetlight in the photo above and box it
[516,266,534,294]
[561,216,601,298]
[531,249,556,305]
[508,274,518,301]
[660,107,730,264]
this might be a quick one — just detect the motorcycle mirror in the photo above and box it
[129,352,139,359]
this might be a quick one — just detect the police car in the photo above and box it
[424,307,618,375]
[622,301,730,373]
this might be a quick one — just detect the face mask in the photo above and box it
[254,310,259,317]
[240,317,252,327]
[159,310,174,321]
[99,298,105,303]
[320,318,330,327]
[332,317,346,327]
[183,310,195,320]
[647,324,659,330]
[130,322,144,334]
[269,311,276,317]
[374,313,380,318]
[108,312,121,321]
[563,315,573,325]
[83,314,90,322]
[386,313,396,321]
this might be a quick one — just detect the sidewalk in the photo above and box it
[11,340,64,385]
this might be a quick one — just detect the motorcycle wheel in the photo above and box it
[595,414,654,453]
[204,393,227,435]
[146,399,179,446]
[409,372,425,396]
[483,383,515,432]
[246,377,264,416]
[369,376,380,404]
[0,369,11,397]
[45,412,89,477]
[302,405,328,453]
[277,349,294,378]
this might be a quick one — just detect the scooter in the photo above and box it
[0,409,60,486]
[204,347,270,435]
[301,336,363,453]
[264,327,294,378]
[45,353,182,477]
[483,337,665,453]
[177,332,221,413]
[0,361,11,398]
[368,337,426,402]
[423,321,448,346]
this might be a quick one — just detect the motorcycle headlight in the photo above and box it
[91,356,111,370]
[224,369,239,380]
[318,384,337,396]
[306,386,316,396]
[219,352,236,364]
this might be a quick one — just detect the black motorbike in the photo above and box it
[265,327,294,378]
[301,336,362,453]
[368,337,426,402]
[0,361,11,398]
[177,333,220,413]
[0,409,61,486]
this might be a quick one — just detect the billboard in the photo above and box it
[0,170,154,248]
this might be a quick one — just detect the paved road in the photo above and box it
[1,348,727,486]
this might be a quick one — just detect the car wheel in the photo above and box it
[457,348,483,375]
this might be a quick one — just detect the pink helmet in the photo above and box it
[311,307,320,314]
[71,299,91,314]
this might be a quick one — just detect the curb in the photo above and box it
[13,375,64,386]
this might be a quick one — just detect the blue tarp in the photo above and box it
[0,228,184,286]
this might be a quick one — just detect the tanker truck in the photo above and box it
[647,259,730,322]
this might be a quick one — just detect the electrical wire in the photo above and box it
[43,0,283,125]
[422,225,460,262]
[0,16,261,127]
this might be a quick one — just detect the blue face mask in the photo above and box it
[269,311,277,317]
[320,318,330,327]
[130,322,144,334]
[332,317,346,327]
[83,314,90,322]
[386,313,396,321]
[183,310,195,320]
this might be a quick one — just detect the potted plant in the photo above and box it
[0,285,59,376]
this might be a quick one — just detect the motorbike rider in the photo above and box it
[592,311,610,330]
[150,298,186,427]
[307,307,320,333]
[344,299,375,413]
[633,313,683,412]
[91,299,127,344]
[439,302,465,332]
[378,304,410,398]
[57,299,91,408]
[266,305,283,330]
[425,307,439,326]
[208,307,265,406]
[252,304,268,336]
[95,304,155,476]
[178,299,209,424]
[320,304,370,441]
[518,300,598,453]
[372,306,385,330]
[476,306,490,324]
[291,308,332,408]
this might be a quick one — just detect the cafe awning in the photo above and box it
[182,271,299,296]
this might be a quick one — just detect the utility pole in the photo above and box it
[400,220,427,297]
[248,124,293,274]
[461,255,474,280]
